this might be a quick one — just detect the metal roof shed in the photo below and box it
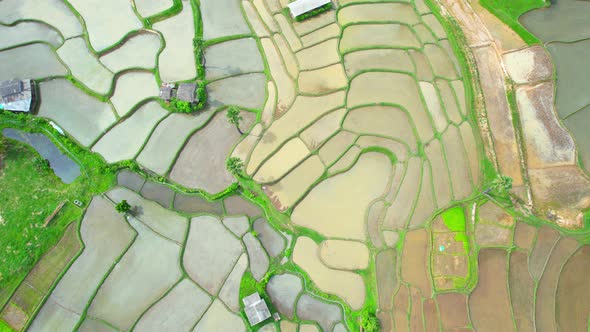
[0,79,35,112]
[243,293,271,326]
[176,82,198,103]
[287,0,331,18]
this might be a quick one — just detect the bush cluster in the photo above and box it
[359,310,379,332]
[32,157,50,172]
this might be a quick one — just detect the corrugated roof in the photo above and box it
[0,79,34,112]
[0,79,23,97]
[159,86,173,101]
[287,0,331,17]
[243,293,271,326]
[177,83,197,103]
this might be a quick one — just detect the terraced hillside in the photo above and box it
[1,0,590,331]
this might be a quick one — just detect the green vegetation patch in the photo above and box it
[441,206,467,232]
[479,0,548,45]
[0,142,74,291]
[292,3,333,22]
[441,206,470,253]
[0,320,12,332]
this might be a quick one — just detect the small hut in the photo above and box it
[159,82,175,102]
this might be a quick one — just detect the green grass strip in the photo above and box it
[479,0,549,45]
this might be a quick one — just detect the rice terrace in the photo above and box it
[0,0,589,330]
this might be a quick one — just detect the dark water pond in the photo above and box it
[2,128,81,184]
[520,0,590,42]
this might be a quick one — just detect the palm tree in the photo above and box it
[226,157,244,176]
[226,106,243,135]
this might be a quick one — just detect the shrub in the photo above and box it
[172,100,193,113]
[32,157,50,172]
[359,310,379,332]
[226,157,244,176]
[115,200,131,214]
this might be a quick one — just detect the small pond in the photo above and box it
[2,128,81,184]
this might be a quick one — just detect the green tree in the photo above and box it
[226,157,244,176]
[226,106,244,135]
[115,200,131,214]
[359,310,379,332]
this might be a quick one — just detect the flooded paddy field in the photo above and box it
[2,0,590,330]
[521,0,590,172]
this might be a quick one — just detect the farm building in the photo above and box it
[176,83,198,104]
[0,79,36,112]
[243,292,271,326]
[160,82,199,104]
[287,0,331,18]
[159,83,175,102]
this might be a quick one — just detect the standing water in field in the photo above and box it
[520,0,590,170]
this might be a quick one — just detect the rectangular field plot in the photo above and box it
[92,101,167,163]
[0,0,83,38]
[200,0,251,40]
[99,32,162,73]
[109,71,160,117]
[0,22,63,49]
[0,43,67,81]
[153,4,197,82]
[28,197,135,331]
[87,217,182,331]
[67,0,142,51]
[57,37,114,95]
[37,79,116,147]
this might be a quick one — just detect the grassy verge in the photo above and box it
[0,112,116,308]
[479,0,549,45]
